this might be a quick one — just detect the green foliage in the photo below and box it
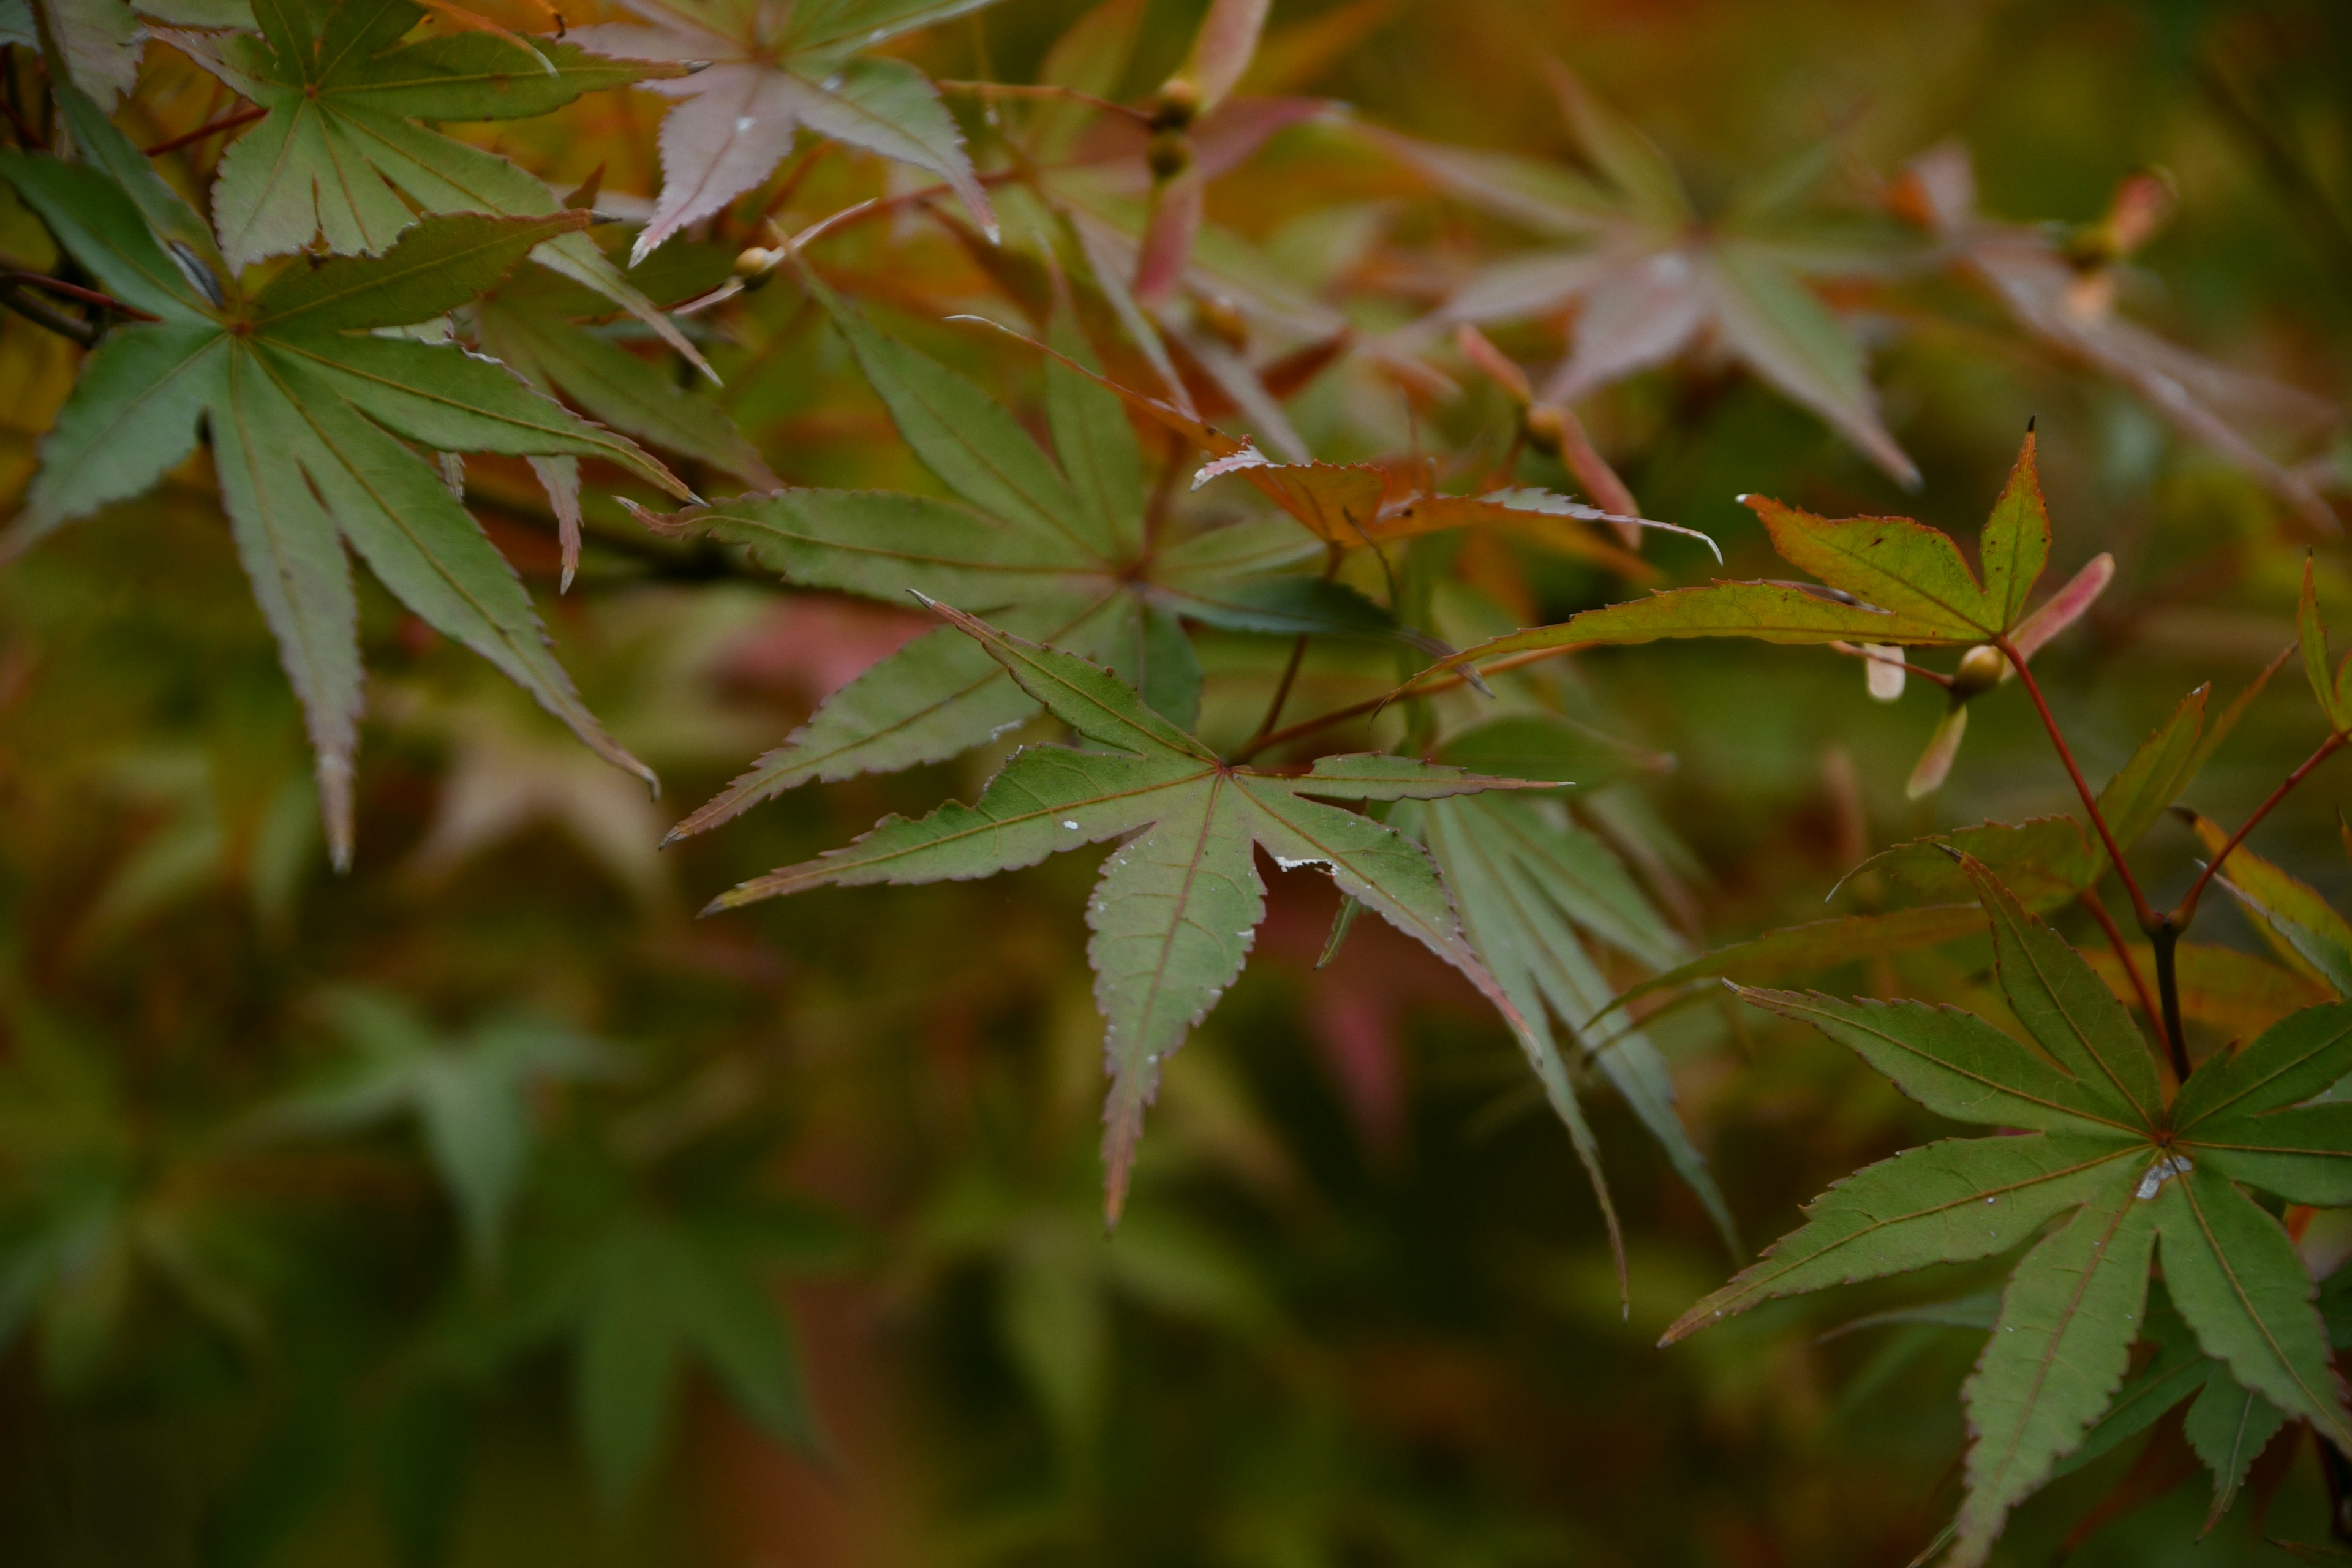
[3,113,679,862]
[714,598,1554,1219]
[3,0,2350,1559]
[1667,859,2352,1563]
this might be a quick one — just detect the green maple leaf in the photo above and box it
[564,1204,818,1498]
[1662,853,2352,1566]
[1439,431,2114,798]
[568,0,1000,265]
[2181,809,2352,1000]
[473,254,778,589]
[163,0,707,364]
[1400,727,1736,1252]
[1,87,690,865]
[652,284,1401,842]
[1617,655,2284,1016]
[707,600,1557,1221]
[258,990,617,1268]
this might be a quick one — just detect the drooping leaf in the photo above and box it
[1,127,679,864]
[2184,810,2352,998]
[706,600,1556,1220]
[2302,555,2352,736]
[1414,790,1733,1255]
[569,0,1000,264]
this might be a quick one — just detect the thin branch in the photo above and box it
[1249,635,1312,747]
[1996,635,2157,932]
[143,104,266,157]
[0,271,160,321]
[936,79,1151,124]
[0,282,96,344]
[2078,888,2165,1063]
[2173,729,2346,929]
[2148,925,2192,1085]
[1141,431,1185,550]
[0,46,42,150]
[1230,641,1591,763]
[1828,641,1956,688]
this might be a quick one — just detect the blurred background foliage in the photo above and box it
[4,0,2352,1562]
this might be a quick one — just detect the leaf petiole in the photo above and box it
[2174,731,2346,932]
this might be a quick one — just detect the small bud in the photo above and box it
[1952,643,2009,698]
[1150,77,1200,132]
[1146,129,1191,181]
[1195,292,1247,352]
[733,246,774,281]
[1521,403,1567,457]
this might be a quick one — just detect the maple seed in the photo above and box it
[733,246,775,282]
[1196,293,1248,352]
[1150,78,1200,131]
[1951,644,2009,698]
[1147,130,1193,181]
[1522,404,1568,457]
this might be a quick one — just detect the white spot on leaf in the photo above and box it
[2136,1154,2193,1200]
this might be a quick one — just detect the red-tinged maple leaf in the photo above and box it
[959,312,1714,574]
[1381,63,1922,488]
[571,0,1000,265]
[1891,141,2340,533]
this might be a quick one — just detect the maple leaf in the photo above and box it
[562,1201,821,1498]
[706,599,1561,1223]
[473,253,777,589]
[1,85,688,866]
[1617,653,2286,1032]
[1390,64,1921,488]
[1401,747,1736,1250]
[961,307,1714,569]
[568,0,999,266]
[1425,431,2112,797]
[1664,854,2352,1565]
[257,989,618,1268]
[1892,141,2340,533]
[162,0,708,366]
[650,285,1408,841]
[1,0,254,109]
[985,0,1344,458]
[2181,809,2352,1001]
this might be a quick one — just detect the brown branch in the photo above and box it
[2078,889,2171,1077]
[0,270,160,321]
[2173,730,2346,929]
[1996,636,2157,932]
[0,281,95,343]
[143,104,266,157]
[1230,641,1591,763]
[937,79,1151,124]
[1828,641,1957,688]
